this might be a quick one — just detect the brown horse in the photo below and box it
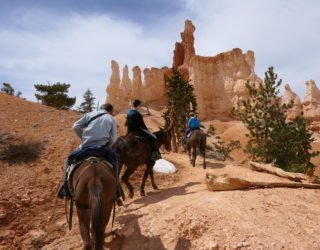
[70,158,116,250]
[112,129,172,198]
[186,129,207,169]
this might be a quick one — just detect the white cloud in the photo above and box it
[183,0,320,97]
[1,1,320,106]
[0,12,183,106]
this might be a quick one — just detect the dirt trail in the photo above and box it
[1,93,320,249]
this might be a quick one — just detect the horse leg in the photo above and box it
[149,164,158,190]
[203,146,206,169]
[188,147,192,164]
[121,166,135,198]
[192,146,196,167]
[77,208,92,250]
[150,173,158,190]
[140,163,153,196]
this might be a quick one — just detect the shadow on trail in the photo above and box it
[205,161,226,169]
[174,237,192,250]
[105,214,166,250]
[125,182,200,213]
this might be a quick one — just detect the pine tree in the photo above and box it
[34,82,76,109]
[16,91,22,98]
[79,89,95,113]
[232,67,318,172]
[163,69,197,152]
[1,83,15,95]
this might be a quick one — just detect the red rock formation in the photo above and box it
[303,80,320,121]
[173,42,184,68]
[106,60,121,105]
[173,19,196,68]
[143,67,167,105]
[132,66,142,99]
[281,84,303,120]
[106,20,261,118]
[188,49,260,118]
[106,61,168,110]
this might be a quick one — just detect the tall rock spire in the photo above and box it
[106,60,120,104]
[173,19,196,68]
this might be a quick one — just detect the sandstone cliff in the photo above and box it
[106,20,261,118]
[281,83,303,120]
[188,49,260,118]
[106,63,169,111]
[303,80,320,121]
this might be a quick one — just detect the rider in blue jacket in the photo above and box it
[185,112,200,140]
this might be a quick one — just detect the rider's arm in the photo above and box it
[109,118,117,145]
[72,114,88,139]
[138,112,148,130]
[187,118,192,128]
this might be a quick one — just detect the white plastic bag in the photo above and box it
[153,159,177,173]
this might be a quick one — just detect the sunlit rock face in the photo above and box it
[281,83,303,120]
[106,20,261,118]
[303,80,320,121]
[187,49,260,119]
[106,62,169,111]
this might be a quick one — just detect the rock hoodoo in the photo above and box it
[303,80,320,121]
[187,49,260,118]
[281,83,303,120]
[106,20,261,118]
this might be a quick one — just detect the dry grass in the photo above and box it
[0,139,42,163]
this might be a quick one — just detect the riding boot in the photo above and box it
[151,151,161,161]
[150,140,161,161]
[57,181,71,199]
[57,165,72,199]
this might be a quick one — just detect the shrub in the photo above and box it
[0,140,42,163]
[212,140,241,161]
[206,125,216,137]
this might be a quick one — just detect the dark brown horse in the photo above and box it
[112,129,172,198]
[186,129,207,169]
[70,158,116,250]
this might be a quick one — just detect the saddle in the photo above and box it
[186,128,201,138]
[127,133,145,141]
[67,157,114,197]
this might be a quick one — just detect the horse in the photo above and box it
[112,129,172,198]
[69,157,117,250]
[185,129,207,169]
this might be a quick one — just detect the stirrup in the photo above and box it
[57,184,71,199]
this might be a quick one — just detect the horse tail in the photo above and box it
[89,173,104,249]
[199,133,207,157]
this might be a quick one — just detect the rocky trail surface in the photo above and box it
[1,93,320,249]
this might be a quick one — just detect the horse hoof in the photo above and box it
[152,185,158,190]
[140,191,145,197]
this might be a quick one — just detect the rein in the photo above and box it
[65,199,74,230]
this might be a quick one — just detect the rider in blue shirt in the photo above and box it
[185,112,200,140]
[58,104,123,205]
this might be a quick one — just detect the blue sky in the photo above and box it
[1,0,320,107]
